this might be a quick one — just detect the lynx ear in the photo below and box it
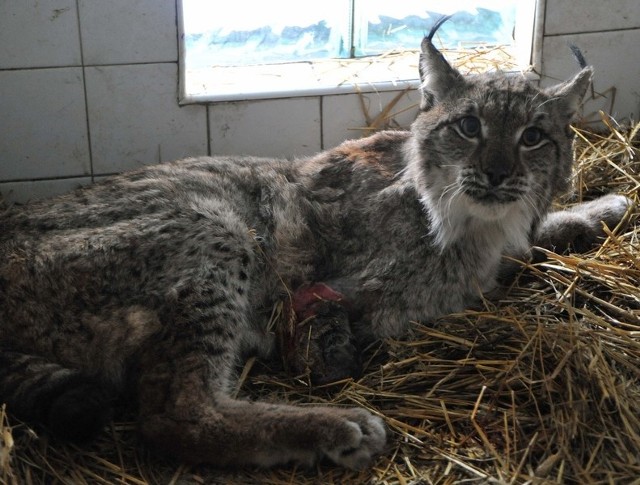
[418,16,464,110]
[544,67,593,120]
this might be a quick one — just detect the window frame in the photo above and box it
[176,0,544,105]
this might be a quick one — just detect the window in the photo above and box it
[178,0,538,104]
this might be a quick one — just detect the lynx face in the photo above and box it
[407,37,592,249]
[415,78,567,222]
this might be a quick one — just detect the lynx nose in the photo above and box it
[484,167,509,187]
[480,153,512,187]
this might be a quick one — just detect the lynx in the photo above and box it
[0,20,632,470]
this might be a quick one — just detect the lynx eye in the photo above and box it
[521,127,544,147]
[457,116,481,138]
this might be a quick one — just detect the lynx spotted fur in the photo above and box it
[0,25,632,469]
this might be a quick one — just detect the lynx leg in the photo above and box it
[139,391,386,469]
[535,194,634,253]
[494,194,634,289]
[135,287,386,469]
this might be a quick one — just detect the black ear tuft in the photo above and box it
[418,15,463,110]
[427,14,453,41]
[568,43,588,69]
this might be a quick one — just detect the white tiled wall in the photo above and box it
[0,68,90,180]
[0,0,202,204]
[1,0,638,203]
[0,0,81,69]
[544,0,640,35]
[540,0,640,124]
[85,63,207,174]
[77,0,177,65]
[208,97,322,158]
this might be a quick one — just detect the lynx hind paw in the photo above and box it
[322,408,387,470]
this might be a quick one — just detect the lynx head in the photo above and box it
[407,18,592,250]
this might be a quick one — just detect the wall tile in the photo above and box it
[208,98,321,158]
[0,68,90,180]
[545,0,640,36]
[78,0,177,65]
[0,177,92,205]
[322,90,420,149]
[85,63,207,174]
[0,0,81,69]
[541,29,640,123]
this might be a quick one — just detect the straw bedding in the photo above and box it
[1,116,639,484]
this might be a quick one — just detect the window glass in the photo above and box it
[183,0,349,68]
[179,0,534,102]
[359,0,516,56]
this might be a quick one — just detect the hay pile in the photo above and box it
[1,119,639,484]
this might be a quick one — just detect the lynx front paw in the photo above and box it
[321,408,387,470]
[535,211,598,253]
[575,194,634,229]
[536,194,634,253]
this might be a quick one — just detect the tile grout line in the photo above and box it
[0,174,96,184]
[75,0,95,183]
[206,106,212,156]
[0,60,178,73]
